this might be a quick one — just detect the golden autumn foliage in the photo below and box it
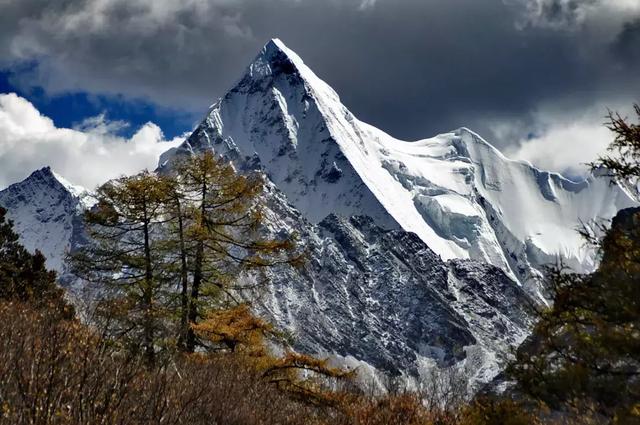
[338,393,444,425]
[192,303,276,355]
[0,298,594,425]
[260,351,354,407]
[191,305,550,422]
[194,304,353,407]
[71,171,174,364]
[71,152,302,362]
[170,151,302,352]
[18,134,640,423]
[0,301,332,425]
[458,397,540,425]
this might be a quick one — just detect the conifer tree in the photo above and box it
[590,104,640,192]
[0,207,51,300]
[0,206,70,316]
[509,105,640,421]
[171,151,299,352]
[0,207,75,319]
[72,152,300,359]
[193,304,352,406]
[71,171,172,364]
[161,177,192,350]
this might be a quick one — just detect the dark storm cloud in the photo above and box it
[0,0,638,153]
[527,0,597,27]
[614,19,640,67]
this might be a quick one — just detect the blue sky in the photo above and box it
[0,0,638,188]
[0,66,188,189]
[0,69,193,140]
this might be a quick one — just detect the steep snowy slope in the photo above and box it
[256,184,535,388]
[173,39,636,294]
[0,167,91,277]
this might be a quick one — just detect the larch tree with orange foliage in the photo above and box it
[169,151,302,352]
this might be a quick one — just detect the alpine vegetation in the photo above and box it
[71,152,301,362]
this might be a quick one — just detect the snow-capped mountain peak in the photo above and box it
[0,167,89,273]
[248,38,305,79]
[247,38,341,101]
[175,38,637,296]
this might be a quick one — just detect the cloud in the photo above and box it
[510,0,640,30]
[0,93,184,190]
[512,0,597,29]
[0,0,638,157]
[613,18,640,67]
[503,103,631,177]
[358,0,377,10]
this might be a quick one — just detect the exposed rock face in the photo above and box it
[249,184,535,387]
[0,169,534,388]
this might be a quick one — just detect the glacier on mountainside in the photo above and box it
[172,38,637,298]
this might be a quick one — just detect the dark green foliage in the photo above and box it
[589,104,640,190]
[509,106,640,422]
[509,211,640,419]
[0,207,71,317]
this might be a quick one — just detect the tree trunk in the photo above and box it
[142,200,155,365]
[186,179,207,352]
[175,198,190,351]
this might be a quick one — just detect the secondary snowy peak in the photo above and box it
[172,39,637,290]
[0,167,89,273]
[368,126,637,268]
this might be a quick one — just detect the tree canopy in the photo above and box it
[71,152,301,362]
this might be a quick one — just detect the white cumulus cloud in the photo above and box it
[0,93,184,190]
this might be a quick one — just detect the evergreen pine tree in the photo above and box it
[0,206,70,316]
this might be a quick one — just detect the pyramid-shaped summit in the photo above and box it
[170,39,637,296]
[243,38,337,93]
[1,38,637,392]
[249,38,306,77]
[178,38,399,230]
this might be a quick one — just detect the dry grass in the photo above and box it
[0,302,327,425]
[0,301,594,425]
